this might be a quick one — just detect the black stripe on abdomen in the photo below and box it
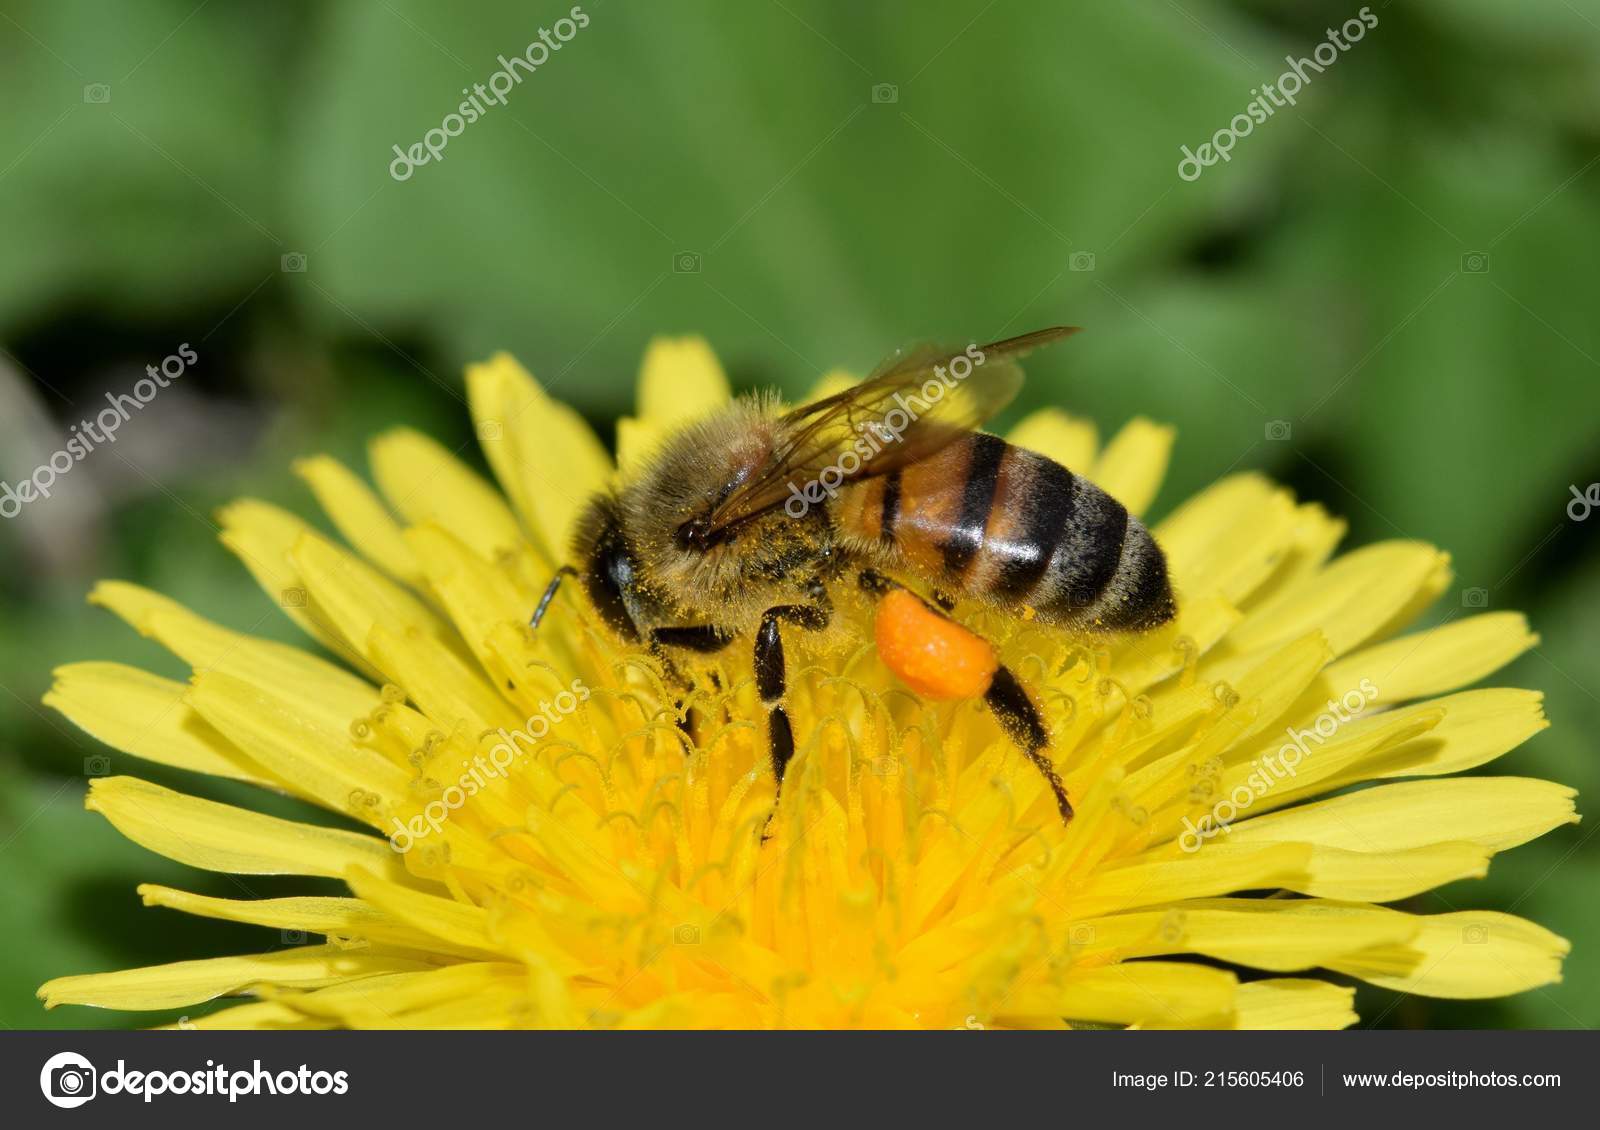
[941,434,1006,577]
[1041,486,1129,615]
[989,456,1076,601]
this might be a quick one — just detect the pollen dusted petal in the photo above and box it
[36,343,1574,1029]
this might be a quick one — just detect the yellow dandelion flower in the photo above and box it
[37,339,1575,1030]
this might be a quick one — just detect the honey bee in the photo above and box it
[532,328,1176,824]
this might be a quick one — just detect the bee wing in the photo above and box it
[704,326,1078,534]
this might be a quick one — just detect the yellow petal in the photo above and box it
[38,944,436,1011]
[43,663,277,787]
[186,670,410,824]
[1320,613,1539,706]
[465,351,611,561]
[216,498,371,675]
[293,455,425,587]
[1233,979,1357,1030]
[1359,689,1548,780]
[1227,541,1453,657]
[1226,777,1578,854]
[287,528,466,674]
[1284,842,1491,902]
[1073,842,1312,917]
[1157,474,1302,605]
[1328,910,1569,999]
[637,335,730,427]
[345,868,509,965]
[368,428,524,562]
[87,580,379,733]
[136,885,497,961]
[1010,961,1237,1026]
[1006,408,1098,475]
[1089,417,1174,517]
[86,776,410,882]
[1099,899,1422,971]
[159,1000,334,1029]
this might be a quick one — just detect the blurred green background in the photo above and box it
[2,0,1597,1029]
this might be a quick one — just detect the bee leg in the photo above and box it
[753,604,830,824]
[984,665,1073,823]
[529,565,577,630]
[858,568,1072,824]
[650,626,735,750]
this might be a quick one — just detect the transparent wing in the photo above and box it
[704,326,1078,533]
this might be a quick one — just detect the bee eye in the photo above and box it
[676,517,714,551]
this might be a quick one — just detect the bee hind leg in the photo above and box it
[985,665,1073,823]
[859,568,1072,825]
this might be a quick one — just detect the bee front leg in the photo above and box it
[650,625,735,745]
[753,604,829,815]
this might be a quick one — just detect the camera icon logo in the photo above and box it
[83,83,111,104]
[83,755,111,777]
[870,82,898,104]
[1068,251,1096,272]
[1265,419,1293,441]
[673,251,702,274]
[673,924,700,945]
[40,1052,97,1108]
[1462,923,1490,944]
[1460,251,1490,274]
[1462,587,1489,608]
[281,252,308,273]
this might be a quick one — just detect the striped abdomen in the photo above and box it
[836,433,1175,630]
